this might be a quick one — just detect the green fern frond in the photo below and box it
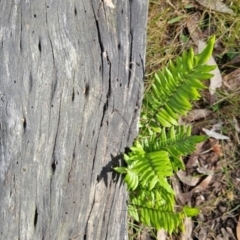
[118,143,173,191]
[124,168,139,191]
[141,125,208,171]
[194,36,215,65]
[130,186,175,211]
[129,204,184,233]
[143,36,216,128]
[115,36,216,234]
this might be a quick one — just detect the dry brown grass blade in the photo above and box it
[233,117,240,144]
[233,117,240,133]
[195,0,235,15]
[237,214,240,240]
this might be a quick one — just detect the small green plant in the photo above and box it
[115,36,216,233]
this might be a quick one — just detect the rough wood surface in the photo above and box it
[0,1,148,239]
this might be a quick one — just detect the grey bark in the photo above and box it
[0,0,148,239]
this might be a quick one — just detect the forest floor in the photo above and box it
[132,0,240,239]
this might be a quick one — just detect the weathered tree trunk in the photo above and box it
[0,1,148,239]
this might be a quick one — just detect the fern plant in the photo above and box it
[115,36,216,233]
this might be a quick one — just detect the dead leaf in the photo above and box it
[192,175,213,193]
[171,176,193,204]
[198,40,223,95]
[181,191,193,205]
[186,154,199,169]
[177,170,200,186]
[186,14,203,44]
[226,227,237,240]
[195,195,205,205]
[221,228,232,239]
[104,0,115,8]
[187,142,205,168]
[212,181,222,192]
[184,109,212,122]
[187,15,223,95]
[211,122,223,132]
[195,0,235,15]
[198,227,208,240]
[223,68,240,91]
[212,143,223,156]
[237,214,240,240]
[181,217,193,240]
[216,236,226,240]
[207,152,220,164]
[201,138,218,151]
[197,167,214,175]
[140,228,152,240]
[202,128,230,140]
[157,229,167,240]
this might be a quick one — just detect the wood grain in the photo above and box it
[0,0,148,239]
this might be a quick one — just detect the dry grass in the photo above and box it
[146,0,240,73]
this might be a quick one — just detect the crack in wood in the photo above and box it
[84,190,96,240]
